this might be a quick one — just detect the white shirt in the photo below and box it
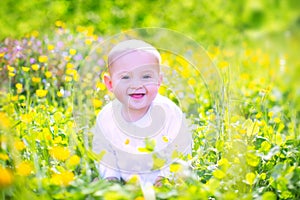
[92,94,192,185]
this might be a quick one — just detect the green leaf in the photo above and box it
[262,192,276,200]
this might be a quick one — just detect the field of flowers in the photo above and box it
[0,23,299,200]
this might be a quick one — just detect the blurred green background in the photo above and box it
[1,0,300,45]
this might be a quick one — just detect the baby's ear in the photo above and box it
[158,73,163,86]
[103,73,113,92]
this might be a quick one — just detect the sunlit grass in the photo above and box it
[0,25,299,199]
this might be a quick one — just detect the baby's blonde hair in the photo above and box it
[107,39,161,68]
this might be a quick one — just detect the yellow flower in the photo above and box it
[20,113,33,123]
[11,95,18,101]
[212,169,226,179]
[268,111,274,118]
[31,30,39,37]
[22,67,30,72]
[245,172,256,185]
[38,55,48,63]
[218,61,229,69]
[19,95,26,100]
[53,136,62,144]
[188,78,196,86]
[55,20,65,28]
[162,136,169,143]
[65,76,73,82]
[67,155,81,166]
[256,112,262,119]
[14,140,26,151]
[274,117,281,123]
[57,91,63,97]
[0,112,11,129]
[32,77,41,83]
[51,171,74,186]
[73,73,79,82]
[47,44,55,51]
[31,64,40,71]
[76,26,85,33]
[258,120,266,127]
[66,69,77,76]
[0,52,5,57]
[16,83,23,90]
[8,72,15,77]
[170,163,182,173]
[0,153,9,161]
[64,56,70,62]
[85,39,92,45]
[50,146,70,161]
[124,138,130,145]
[36,89,48,98]
[16,161,33,176]
[135,197,145,200]
[7,65,15,72]
[96,82,106,91]
[93,98,103,108]
[0,166,13,188]
[66,63,74,69]
[69,49,77,55]
[240,73,250,80]
[45,71,52,78]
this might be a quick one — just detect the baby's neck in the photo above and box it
[121,106,149,122]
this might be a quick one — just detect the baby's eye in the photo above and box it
[121,75,130,80]
[143,74,152,79]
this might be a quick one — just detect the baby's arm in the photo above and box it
[92,118,122,182]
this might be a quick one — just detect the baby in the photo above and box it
[92,39,192,187]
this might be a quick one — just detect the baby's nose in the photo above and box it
[129,78,143,88]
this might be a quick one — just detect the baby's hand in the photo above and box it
[154,176,168,187]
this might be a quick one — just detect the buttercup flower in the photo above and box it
[31,64,40,71]
[0,112,11,129]
[22,66,30,72]
[47,44,55,51]
[36,89,48,98]
[49,146,70,161]
[45,71,52,78]
[32,77,41,83]
[14,140,26,151]
[20,113,33,123]
[65,76,72,82]
[16,83,23,90]
[38,55,48,63]
[69,49,77,55]
[7,65,15,72]
[67,155,81,166]
[16,161,33,176]
[0,153,9,161]
[66,63,74,69]
[8,72,15,77]
[50,171,74,186]
[0,166,13,188]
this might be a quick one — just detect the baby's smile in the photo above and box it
[128,92,146,99]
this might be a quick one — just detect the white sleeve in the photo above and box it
[92,115,121,179]
[98,163,121,179]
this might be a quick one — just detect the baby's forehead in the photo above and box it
[109,50,159,72]
[109,49,159,65]
[108,40,161,67]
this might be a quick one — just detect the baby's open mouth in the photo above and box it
[129,93,145,99]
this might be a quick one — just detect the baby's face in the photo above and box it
[106,50,162,114]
